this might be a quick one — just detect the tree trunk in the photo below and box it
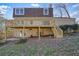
[64,7,70,18]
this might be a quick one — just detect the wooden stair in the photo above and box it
[52,26,63,38]
[51,19,63,38]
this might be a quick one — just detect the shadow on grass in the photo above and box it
[0,41,9,47]
[16,38,28,44]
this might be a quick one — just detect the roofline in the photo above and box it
[13,7,53,9]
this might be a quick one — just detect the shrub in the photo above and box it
[16,37,27,44]
[60,24,79,33]
[0,37,7,46]
[60,25,68,33]
[71,24,78,31]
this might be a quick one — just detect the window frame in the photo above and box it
[43,8,49,15]
[15,8,25,15]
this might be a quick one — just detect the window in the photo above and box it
[15,8,24,15]
[43,8,49,15]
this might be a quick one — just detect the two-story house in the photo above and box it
[6,4,75,39]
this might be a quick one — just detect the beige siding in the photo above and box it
[13,28,38,37]
[40,28,52,36]
[12,28,53,37]
[55,18,75,26]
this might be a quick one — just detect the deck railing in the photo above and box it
[6,20,55,27]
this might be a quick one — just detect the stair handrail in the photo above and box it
[55,26,63,35]
[52,18,63,36]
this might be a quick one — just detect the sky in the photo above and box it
[0,3,79,21]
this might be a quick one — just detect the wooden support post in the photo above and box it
[4,21,7,41]
[5,27,7,41]
[38,27,40,40]
[49,20,51,25]
[23,20,24,39]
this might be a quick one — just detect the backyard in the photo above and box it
[0,33,79,56]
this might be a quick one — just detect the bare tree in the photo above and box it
[59,8,63,18]
[56,4,70,18]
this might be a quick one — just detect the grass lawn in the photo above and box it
[0,34,79,56]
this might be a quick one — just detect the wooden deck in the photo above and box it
[3,17,63,39]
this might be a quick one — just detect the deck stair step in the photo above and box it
[51,19,63,38]
[51,26,63,38]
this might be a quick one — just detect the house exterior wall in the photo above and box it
[12,28,53,38]
[40,28,53,36]
[13,28,38,37]
[13,8,53,17]
[54,17,76,26]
